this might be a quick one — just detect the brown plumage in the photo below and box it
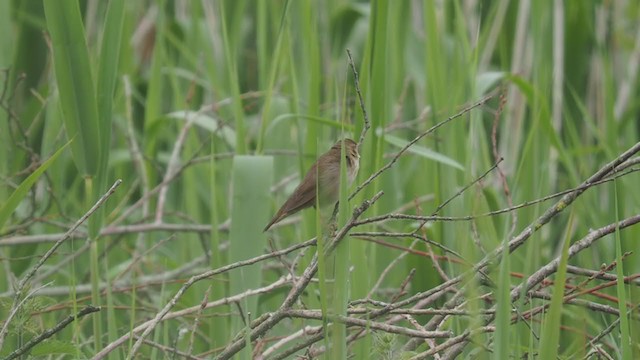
[263,139,360,231]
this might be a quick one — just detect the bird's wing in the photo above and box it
[280,168,317,215]
[263,165,318,231]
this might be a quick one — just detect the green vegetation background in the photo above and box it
[1,0,639,359]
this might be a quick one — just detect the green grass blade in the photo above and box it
[93,2,124,350]
[95,0,124,195]
[43,0,100,177]
[0,0,12,206]
[613,178,631,360]
[538,212,575,359]
[315,141,331,353]
[219,0,247,154]
[331,139,351,359]
[209,138,229,348]
[493,226,512,359]
[0,1,10,68]
[0,140,70,231]
[383,133,465,171]
[96,0,124,167]
[255,0,290,154]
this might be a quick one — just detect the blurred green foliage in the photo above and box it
[0,1,639,358]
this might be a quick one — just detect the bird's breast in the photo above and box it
[348,158,359,185]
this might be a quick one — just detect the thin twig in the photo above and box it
[432,158,503,217]
[366,239,418,299]
[7,165,637,247]
[352,165,640,227]
[268,332,325,360]
[214,192,383,360]
[2,254,207,298]
[188,286,211,355]
[121,235,315,358]
[509,214,640,301]
[408,326,495,359]
[0,282,52,351]
[346,49,370,151]
[155,112,196,223]
[349,91,496,201]
[260,325,322,358]
[525,290,627,318]
[349,232,465,262]
[437,161,640,355]
[108,138,210,228]
[566,264,640,285]
[410,157,504,237]
[5,305,100,360]
[282,309,452,339]
[95,276,294,359]
[132,335,205,360]
[0,180,121,349]
[583,304,640,360]
[123,75,150,250]
[490,87,517,238]
[363,141,640,323]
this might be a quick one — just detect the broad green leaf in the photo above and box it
[228,155,273,359]
[44,0,100,177]
[382,132,465,171]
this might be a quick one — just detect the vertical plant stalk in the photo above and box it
[255,0,291,154]
[44,0,105,350]
[612,177,631,360]
[538,213,574,360]
[330,139,351,358]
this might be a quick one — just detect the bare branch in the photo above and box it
[5,306,100,360]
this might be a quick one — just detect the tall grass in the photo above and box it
[0,1,639,359]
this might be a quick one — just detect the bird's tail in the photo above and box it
[263,211,286,232]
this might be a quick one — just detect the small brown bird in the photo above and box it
[263,138,360,231]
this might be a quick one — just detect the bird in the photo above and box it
[263,138,360,231]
